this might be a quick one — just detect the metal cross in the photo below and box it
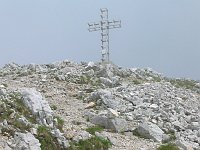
[88,8,121,63]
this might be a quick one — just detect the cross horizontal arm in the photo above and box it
[108,24,121,29]
[108,20,121,24]
[88,22,101,32]
[108,20,121,29]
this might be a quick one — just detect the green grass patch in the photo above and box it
[12,119,32,132]
[76,76,102,88]
[132,79,142,85]
[143,72,162,82]
[77,95,85,101]
[152,76,162,82]
[86,125,104,135]
[55,116,64,132]
[169,78,198,90]
[157,143,179,150]
[51,105,57,110]
[164,130,176,142]
[0,92,37,135]
[0,107,14,122]
[90,78,102,87]
[132,129,144,138]
[1,127,15,137]
[36,125,62,150]
[77,75,91,84]
[68,136,112,150]
[13,94,37,124]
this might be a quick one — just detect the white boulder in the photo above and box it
[13,132,41,150]
[20,88,53,127]
[136,121,165,142]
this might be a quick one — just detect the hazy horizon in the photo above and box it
[0,0,200,80]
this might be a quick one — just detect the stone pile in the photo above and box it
[84,109,128,133]
[0,60,199,150]
[86,75,200,149]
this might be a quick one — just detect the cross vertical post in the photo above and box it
[88,8,121,63]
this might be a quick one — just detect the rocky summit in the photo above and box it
[0,60,200,150]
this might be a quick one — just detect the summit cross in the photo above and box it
[88,8,121,63]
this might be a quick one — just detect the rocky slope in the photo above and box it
[0,60,200,150]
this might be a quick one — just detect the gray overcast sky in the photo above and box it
[0,0,200,80]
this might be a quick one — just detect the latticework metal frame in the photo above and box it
[88,8,121,63]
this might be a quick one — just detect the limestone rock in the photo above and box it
[85,102,96,109]
[85,61,96,70]
[51,129,70,148]
[136,122,165,142]
[176,139,195,150]
[90,113,128,132]
[0,139,12,150]
[107,108,119,118]
[13,132,41,150]
[20,88,53,127]
[0,88,6,96]
[72,131,92,142]
[100,77,113,87]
